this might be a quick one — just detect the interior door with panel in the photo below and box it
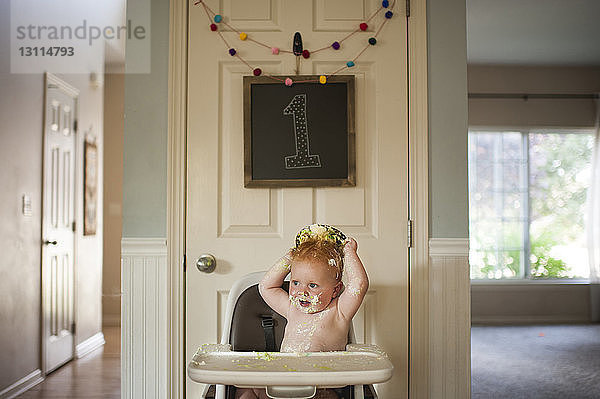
[186,1,409,396]
[42,73,78,374]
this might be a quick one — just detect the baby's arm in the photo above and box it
[258,251,292,317]
[337,238,369,320]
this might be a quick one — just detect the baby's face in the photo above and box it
[289,259,340,314]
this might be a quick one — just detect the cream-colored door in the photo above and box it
[186,1,408,397]
[42,73,78,373]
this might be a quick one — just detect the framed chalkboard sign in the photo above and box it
[243,75,355,187]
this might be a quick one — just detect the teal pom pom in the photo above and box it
[214,15,222,23]
[346,61,355,67]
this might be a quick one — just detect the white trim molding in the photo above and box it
[167,0,188,397]
[75,332,105,358]
[429,238,469,257]
[121,238,168,399]
[0,369,43,399]
[408,0,431,397]
[121,238,168,255]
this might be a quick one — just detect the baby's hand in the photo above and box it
[344,237,358,254]
[343,237,362,272]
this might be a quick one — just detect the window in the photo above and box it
[468,130,595,280]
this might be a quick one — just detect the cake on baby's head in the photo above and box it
[292,224,347,281]
[295,223,347,249]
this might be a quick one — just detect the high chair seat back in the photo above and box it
[198,271,378,399]
[229,281,288,352]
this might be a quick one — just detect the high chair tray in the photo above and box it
[187,343,393,387]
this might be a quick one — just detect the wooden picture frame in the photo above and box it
[243,75,355,187]
[83,139,98,235]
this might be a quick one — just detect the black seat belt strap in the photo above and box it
[260,315,276,352]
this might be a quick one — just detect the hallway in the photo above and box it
[16,328,120,398]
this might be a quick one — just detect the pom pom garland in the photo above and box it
[196,0,397,83]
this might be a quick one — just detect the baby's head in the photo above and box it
[288,224,346,313]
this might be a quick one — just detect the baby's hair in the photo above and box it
[290,238,344,281]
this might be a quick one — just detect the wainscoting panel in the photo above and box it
[429,238,471,399]
[121,238,168,399]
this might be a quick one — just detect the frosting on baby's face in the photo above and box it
[289,259,341,314]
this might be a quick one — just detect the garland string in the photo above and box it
[194,0,397,84]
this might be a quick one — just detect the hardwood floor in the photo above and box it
[18,327,120,399]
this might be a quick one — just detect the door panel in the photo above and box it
[42,75,77,374]
[187,1,407,396]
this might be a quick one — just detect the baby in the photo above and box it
[235,224,369,399]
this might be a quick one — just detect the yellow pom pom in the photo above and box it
[319,75,327,84]
[239,32,248,41]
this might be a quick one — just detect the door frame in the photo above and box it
[41,72,79,375]
[165,0,431,397]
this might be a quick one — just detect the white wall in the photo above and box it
[469,65,600,128]
[122,0,169,238]
[427,0,469,239]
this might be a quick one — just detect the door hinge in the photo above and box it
[407,219,414,248]
[406,0,410,17]
[73,119,78,132]
[71,322,76,335]
[72,221,76,232]
[183,254,187,272]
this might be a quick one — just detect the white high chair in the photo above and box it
[188,271,393,399]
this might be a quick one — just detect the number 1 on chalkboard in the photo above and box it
[283,94,322,169]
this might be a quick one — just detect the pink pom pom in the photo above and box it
[285,78,293,86]
[271,47,280,55]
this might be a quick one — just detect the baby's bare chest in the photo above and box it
[282,309,350,352]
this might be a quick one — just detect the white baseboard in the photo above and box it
[0,369,44,399]
[76,332,106,358]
